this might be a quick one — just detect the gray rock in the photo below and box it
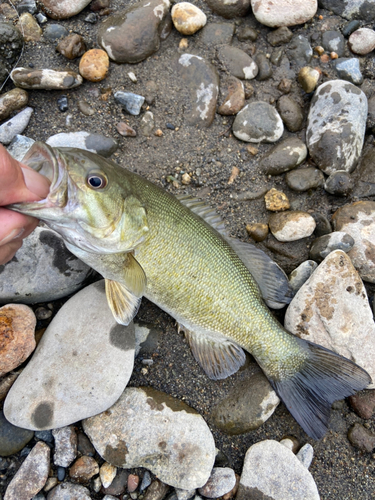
[250,0,317,27]
[306,80,367,175]
[287,35,312,66]
[233,101,283,143]
[286,167,324,192]
[98,0,170,63]
[52,426,77,467]
[309,231,355,262]
[236,25,258,42]
[267,26,293,46]
[237,440,319,500]
[210,372,279,434]
[277,95,304,132]
[17,0,37,15]
[312,213,332,237]
[114,91,145,115]
[198,468,236,498]
[296,443,314,469]
[217,45,258,80]
[175,488,195,500]
[322,30,345,56]
[4,442,50,500]
[285,250,375,388]
[83,386,216,490]
[0,410,34,456]
[11,68,83,90]
[43,24,69,41]
[0,227,93,304]
[4,280,136,430]
[0,22,23,85]
[200,22,234,46]
[319,0,375,21]
[0,107,33,145]
[46,483,91,500]
[334,58,363,85]
[177,54,219,128]
[260,137,307,175]
[324,170,354,196]
[342,19,361,37]
[255,53,272,81]
[7,134,35,161]
[141,111,155,136]
[46,131,118,157]
[38,0,91,19]
[289,260,318,294]
[205,0,250,18]
[352,146,375,198]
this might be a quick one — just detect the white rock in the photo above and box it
[285,250,375,388]
[269,211,316,242]
[251,0,317,27]
[296,443,314,469]
[100,462,117,488]
[198,467,236,498]
[237,440,319,500]
[171,2,207,35]
[349,28,375,55]
[0,107,33,145]
[176,488,197,499]
[11,68,82,90]
[4,280,136,429]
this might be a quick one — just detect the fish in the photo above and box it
[8,141,371,439]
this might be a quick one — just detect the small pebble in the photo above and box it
[298,66,320,93]
[269,211,316,242]
[116,122,137,137]
[85,12,97,23]
[128,474,139,493]
[100,462,117,488]
[289,260,318,293]
[43,24,69,42]
[114,91,145,115]
[140,471,152,492]
[246,223,269,242]
[57,96,68,112]
[69,455,99,482]
[79,49,109,82]
[56,466,66,481]
[348,423,375,452]
[349,390,375,419]
[309,232,355,262]
[171,2,207,35]
[78,100,95,116]
[128,72,137,82]
[264,188,290,212]
[56,33,86,60]
[286,167,324,192]
[296,443,314,469]
[53,426,77,468]
[141,111,155,136]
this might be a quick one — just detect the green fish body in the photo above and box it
[8,142,371,439]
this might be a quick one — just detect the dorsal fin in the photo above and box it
[176,194,227,234]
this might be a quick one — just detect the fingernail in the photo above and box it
[0,228,25,245]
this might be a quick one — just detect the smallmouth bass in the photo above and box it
[8,142,371,439]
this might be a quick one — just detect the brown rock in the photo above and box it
[17,13,42,42]
[40,0,92,20]
[246,223,269,242]
[128,474,139,493]
[0,304,36,377]
[218,76,245,116]
[116,122,137,137]
[57,34,86,60]
[91,0,110,11]
[79,49,109,82]
[69,455,99,482]
[142,479,169,500]
[349,390,375,419]
[277,95,304,132]
[0,4,18,20]
[348,423,375,453]
[0,88,28,122]
[264,188,290,212]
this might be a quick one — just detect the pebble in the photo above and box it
[35,430,53,444]
[46,131,118,156]
[264,188,290,211]
[233,102,283,143]
[217,76,245,115]
[84,12,97,23]
[320,0,375,20]
[342,19,361,37]
[100,462,117,488]
[205,0,250,18]
[43,24,68,41]
[57,96,68,112]
[267,26,293,46]
[128,473,140,492]
[4,442,49,500]
[39,0,92,19]
[348,28,375,55]
[236,25,258,42]
[177,54,219,128]
[352,145,375,198]
[77,432,95,457]
[140,111,155,136]
[312,214,331,236]
[171,3,206,35]
[236,440,319,500]
[4,281,136,430]
[250,0,317,27]
[309,231,355,262]
[286,167,324,192]
[245,222,268,242]
[287,35,313,67]
[0,22,23,84]
[91,0,111,12]
[254,52,272,80]
[114,91,145,116]
[296,444,314,469]
[298,66,320,93]
[322,30,345,57]
[0,410,34,456]
[347,423,375,453]
[277,95,304,132]
[56,467,65,481]
[78,100,95,116]
[0,107,33,145]
[210,371,279,434]
[69,456,99,482]
[17,12,42,41]
[142,479,169,500]
[116,121,137,137]
[285,250,375,387]
[175,488,195,500]
[98,0,170,63]
[140,470,152,492]
[17,0,37,15]
[289,260,318,294]
[79,49,109,82]
[197,467,235,498]
[269,211,316,242]
[0,372,20,402]
[56,33,86,60]
[324,170,354,196]
[217,45,258,80]
[46,483,91,499]
[349,390,375,419]
[101,469,128,496]
[306,80,367,175]
[200,22,234,47]
[52,426,77,467]
[11,68,83,90]
[260,137,307,175]
[332,201,375,283]
[83,386,216,489]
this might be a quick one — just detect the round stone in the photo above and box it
[79,49,109,82]
[286,167,324,192]
[233,102,283,143]
[348,28,375,55]
[250,0,317,27]
[324,170,354,196]
[269,211,316,242]
[277,95,304,132]
[171,2,206,35]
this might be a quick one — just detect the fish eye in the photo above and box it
[86,173,107,189]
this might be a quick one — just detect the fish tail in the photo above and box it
[267,337,371,440]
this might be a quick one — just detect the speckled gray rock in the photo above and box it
[205,0,250,18]
[289,260,318,294]
[233,101,283,143]
[0,107,33,145]
[309,231,355,262]
[0,227,93,304]
[334,58,363,85]
[285,250,375,388]
[7,135,34,161]
[250,0,317,27]
[177,54,219,128]
[47,483,91,499]
[83,386,216,490]
[217,45,258,80]
[114,91,145,115]
[53,426,77,467]
[237,440,319,500]
[269,211,316,242]
[11,68,83,90]
[286,167,324,192]
[260,137,307,175]
[322,30,345,56]
[287,35,312,66]
[198,468,236,498]
[0,410,34,456]
[98,0,170,63]
[4,441,50,500]
[39,0,92,19]
[4,280,136,430]
[306,80,367,175]
[46,131,118,157]
[319,0,375,21]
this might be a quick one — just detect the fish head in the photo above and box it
[8,142,149,254]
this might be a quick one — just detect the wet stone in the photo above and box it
[250,0,317,28]
[322,30,345,57]
[39,0,92,19]
[289,260,318,294]
[312,213,332,237]
[349,390,375,419]
[334,57,363,85]
[11,68,83,90]
[217,76,245,116]
[286,167,324,192]
[233,101,283,143]
[267,26,293,46]
[46,483,91,499]
[56,33,86,60]
[342,20,361,38]
[0,410,34,456]
[269,211,316,242]
[287,35,313,67]
[324,170,354,196]
[217,45,258,80]
[43,24,69,41]
[347,423,375,453]
[205,0,250,18]
[53,426,77,467]
[200,22,234,47]
[277,95,304,132]
[171,2,206,35]
[114,91,145,116]
[260,136,307,175]
[46,131,118,157]
[309,232,355,262]
[0,107,33,145]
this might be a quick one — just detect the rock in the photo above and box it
[287,35,312,66]
[260,137,307,175]
[269,211,316,242]
[69,456,99,482]
[171,3,206,35]
[91,0,110,11]
[348,28,375,55]
[177,54,219,128]
[0,304,36,376]
[264,188,290,211]
[319,0,375,21]
[0,410,33,456]
[250,0,317,27]
[285,250,375,388]
[142,479,169,500]
[334,57,363,85]
[322,30,345,57]
[306,80,367,175]
[83,386,216,489]
[0,371,20,402]
[116,122,137,137]
[43,23,68,41]
[11,68,83,90]
[79,49,109,82]
[4,441,50,500]
[198,468,236,498]
[128,474,139,492]
[324,170,354,196]
[0,107,33,145]
[217,46,258,80]
[53,426,77,467]
[114,91,145,116]
[347,423,375,453]
[254,53,271,81]
[332,201,375,283]
[56,33,86,60]
[46,483,91,499]
[205,0,250,18]
[210,372,279,434]
[349,390,375,419]
[78,100,95,116]
[200,22,234,46]
[141,111,155,136]
[298,67,320,93]
[17,12,42,41]
[296,444,314,469]
[289,260,318,294]
[236,440,319,500]
[342,19,361,37]
[233,102,283,143]
[236,25,258,42]
[46,131,118,156]
[352,146,375,198]
[0,4,19,19]
[267,26,293,46]
[101,469,128,496]
[309,232,355,262]
[100,462,117,488]
[39,0,92,19]
[77,432,95,457]
[0,22,23,85]
[97,0,170,63]
[246,222,268,242]
[311,214,332,238]
[277,95,304,132]
[17,0,37,15]
[217,76,245,115]
[286,167,324,192]
[0,88,28,122]
[140,471,152,492]
[4,281,136,430]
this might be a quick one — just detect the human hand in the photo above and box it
[0,144,50,265]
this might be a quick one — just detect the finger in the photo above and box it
[0,208,38,245]
[21,165,50,199]
[0,239,23,266]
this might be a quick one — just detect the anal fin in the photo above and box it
[105,279,141,326]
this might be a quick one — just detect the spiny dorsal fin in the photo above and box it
[105,279,141,325]
[176,194,227,234]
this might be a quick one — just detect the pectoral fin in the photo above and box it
[181,326,246,380]
[105,279,141,325]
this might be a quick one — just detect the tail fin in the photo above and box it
[268,338,371,440]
